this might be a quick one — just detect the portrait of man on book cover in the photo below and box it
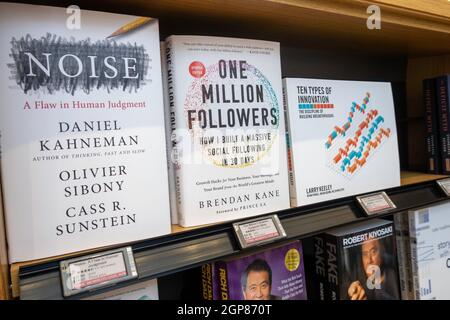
[343,236,400,300]
[240,259,281,300]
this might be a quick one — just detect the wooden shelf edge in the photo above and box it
[267,0,450,34]
[400,171,448,186]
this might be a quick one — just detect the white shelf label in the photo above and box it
[60,246,138,298]
[356,191,396,216]
[437,178,450,197]
[233,214,286,249]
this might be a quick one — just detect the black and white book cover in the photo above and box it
[0,3,171,262]
[324,219,400,300]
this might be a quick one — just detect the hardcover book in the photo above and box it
[408,202,450,300]
[0,3,171,262]
[323,219,400,300]
[436,75,450,174]
[393,212,414,300]
[160,41,178,225]
[283,78,400,206]
[206,240,307,300]
[164,35,290,227]
[423,78,440,173]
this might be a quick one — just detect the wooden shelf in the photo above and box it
[401,171,448,186]
[10,0,450,57]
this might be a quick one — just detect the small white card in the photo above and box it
[233,214,286,249]
[356,191,396,216]
[60,247,138,298]
[437,178,450,197]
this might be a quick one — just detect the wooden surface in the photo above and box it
[0,182,10,300]
[406,55,450,170]
[400,170,448,186]
[371,0,450,19]
[14,0,450,57]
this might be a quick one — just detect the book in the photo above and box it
[323,219,400,300]
[393,213,409,300]
[313,235,328,300]
[164,35,290,227]
[436,75,450,174]
[160,41,178,225]
[206,240,307,300]
[394,212,415,300]
[0,3,171,262]
[423,78,441,173]
[408,202,450,300]
[283,78,401,206]
[86,278,159,300]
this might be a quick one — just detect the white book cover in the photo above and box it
[0,3,171,262]
[408,203,450,300]
[165,35,290,227]
[283,78,400,206]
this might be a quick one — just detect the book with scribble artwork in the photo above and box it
[0,2,170,262]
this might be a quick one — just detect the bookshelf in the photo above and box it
[12,170,450,299]
[0,0,449,299]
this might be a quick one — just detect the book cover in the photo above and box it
[324,219,400,300]
[212,240,307,300]
[436,75,450,174]
[164,35,290,227]
[283,78,400,206]
[423,78,441,173]
[408,202,450,300]
[0,3,171,262]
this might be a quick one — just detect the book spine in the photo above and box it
[201,263,214,300]
[282,81,297,207]
[408,211,420,300]
[424,79,440,173]
[402,212,414,300]
[215,261,230,300]
[324,234,340,300]
[313,235,328,300]
[164,38,185,226]
[436,76,450,174]
[161,41,178,225]
[393,213,409,300]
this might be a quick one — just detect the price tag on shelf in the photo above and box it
[60,246,138,298]
[437,178,450,196]
[356,191,396,216]
[233,214,287,249]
